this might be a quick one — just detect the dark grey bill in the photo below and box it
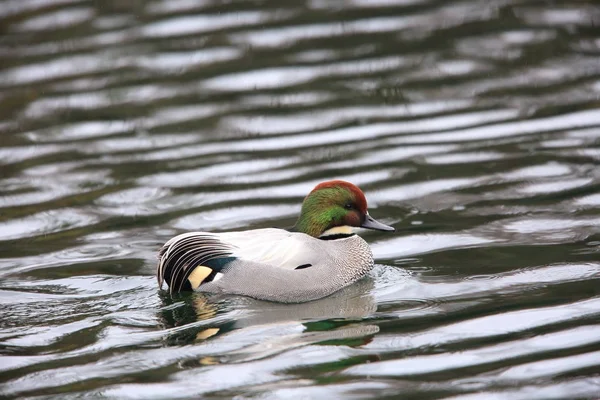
[361,214,395,232]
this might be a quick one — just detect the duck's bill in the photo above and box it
[361,214,395,232]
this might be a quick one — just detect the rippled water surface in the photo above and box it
[1,0,600,398]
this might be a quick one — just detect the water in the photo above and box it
[1,0,600,398]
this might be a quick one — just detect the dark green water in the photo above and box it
[1,0,600,398]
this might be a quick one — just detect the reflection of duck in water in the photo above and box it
[158,277,380,362]
[157,180,394,303]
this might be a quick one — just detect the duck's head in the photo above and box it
[294,180,395,238]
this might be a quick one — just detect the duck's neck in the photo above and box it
[293,212,329,237]
[294,189,347,237]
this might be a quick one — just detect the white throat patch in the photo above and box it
[319,225,358,238]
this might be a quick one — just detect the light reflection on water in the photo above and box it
[0,0,600,398]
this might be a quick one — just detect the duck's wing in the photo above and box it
[157,229,320,293]
[157,232,236,293]
[221,228,320,270]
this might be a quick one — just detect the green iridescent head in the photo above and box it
[293,180,394,238]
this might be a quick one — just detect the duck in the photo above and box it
[157,180,395,303]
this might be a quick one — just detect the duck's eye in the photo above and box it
[344,202,353,210]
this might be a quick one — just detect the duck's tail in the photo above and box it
[157,232,235,294]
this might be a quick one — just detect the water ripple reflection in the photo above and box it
[1,0,600,398]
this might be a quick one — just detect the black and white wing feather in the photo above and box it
[157,232,235,293]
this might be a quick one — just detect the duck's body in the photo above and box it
[157,180,394,303]
[159,228,373,303]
